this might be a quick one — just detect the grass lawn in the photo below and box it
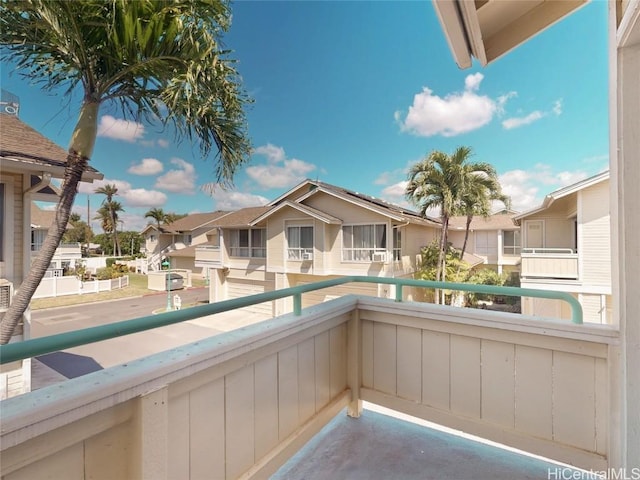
[30,273,207,310]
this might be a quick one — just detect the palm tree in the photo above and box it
[144,208,166,229]
[456,170,510,262]
[406,147,503,302]
[94,201,124,255]
[69,213,82,224]
[95,184,121,256]
[0,0,252,344]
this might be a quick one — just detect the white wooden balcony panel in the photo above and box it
[521,253,579,279]
[0,297,619,478]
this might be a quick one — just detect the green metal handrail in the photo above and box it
[0,276,582,365]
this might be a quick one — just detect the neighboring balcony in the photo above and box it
[31,242,83,259]
[194,244,223,268]
[0,281,617,478]
[520,248,579,280]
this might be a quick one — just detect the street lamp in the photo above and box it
[162,259,172,311]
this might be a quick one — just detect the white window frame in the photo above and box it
[229,228,266,258]
[0,178,14,280]
[286,225,313,260]
[393,228,402,261]
[342,223,387,262]
[503,230,521,255]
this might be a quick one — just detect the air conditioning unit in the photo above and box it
[302,252,313,261]
[0,281,13,313]
[372,252,387,263]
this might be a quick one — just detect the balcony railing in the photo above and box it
[194,245,222,267]
[1,278,617,479]
[521,248,579,280]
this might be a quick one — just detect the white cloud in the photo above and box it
[502,98,563,130]
[128,158,164,176]
[97,115,145,142]
[155,158,197,194]
[502,111,544,130]
[207,186,269,210]
[499,165,589,212]
[253,144,286,164]
[77,177,167,209]
[375,181,411,210]
[157,139,170,148]
[381,181,408,198]
[121,189,167,207]
[246,144,317,189]
[397,73,503,137]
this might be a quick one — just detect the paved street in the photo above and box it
[30,287,270,389]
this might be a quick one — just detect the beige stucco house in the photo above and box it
[0,112,102,398]
[447,211,521,275]
[515,171,611,323]
[141,210,228,274]
[2,1,639,476]
[30,202,83,276]
[196,180,440,316]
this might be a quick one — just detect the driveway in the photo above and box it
[30,287,271,390]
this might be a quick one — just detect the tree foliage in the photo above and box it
[0,0,252,342]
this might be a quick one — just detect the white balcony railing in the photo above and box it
[1,293,617,478]
[195,245,223,267]
[521,248,579,280]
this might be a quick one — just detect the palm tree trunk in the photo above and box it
[455,214,473,278]
[0,154,88,343]
[435,215,449,305]
[0,101,98,344]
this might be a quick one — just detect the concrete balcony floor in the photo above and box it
[274,403,583,480]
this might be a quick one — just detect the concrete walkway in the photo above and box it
[30,291,270,390]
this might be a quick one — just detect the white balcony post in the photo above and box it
[347,308,362,418]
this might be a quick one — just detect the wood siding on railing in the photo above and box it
[521,254,579,279]
[0,302,353,480]
[358,302,616,470]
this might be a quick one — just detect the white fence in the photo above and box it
[33,275,130,299]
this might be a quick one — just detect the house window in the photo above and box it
[31,230,46,252]
[503,230,521,255]
[475,231,497,256]
[229,228,266,258]
[184,234,192,245]
[287,226,313,260]
[393,228,402,261]
[342,224,386,261]
[251,229,266,258]
[149,234,156,242]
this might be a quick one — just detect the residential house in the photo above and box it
[447,211,521,276]
[30,202,83,276]
[2,1,639,475]
[141,211,228,274]
[0,112,102,398]
[514,171,611,324]
[196,179,441,316]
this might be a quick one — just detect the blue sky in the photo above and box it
[1,1,609,232]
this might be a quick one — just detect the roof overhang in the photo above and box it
[0,156,103,182]
[514,170,609,223]
[432,0,588,68]
[250,200,342,226]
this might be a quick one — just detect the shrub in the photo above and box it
[106,258,116,268]
[95,266,124,280]
[466,268,509,305]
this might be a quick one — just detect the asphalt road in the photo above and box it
[30,287,269,389]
